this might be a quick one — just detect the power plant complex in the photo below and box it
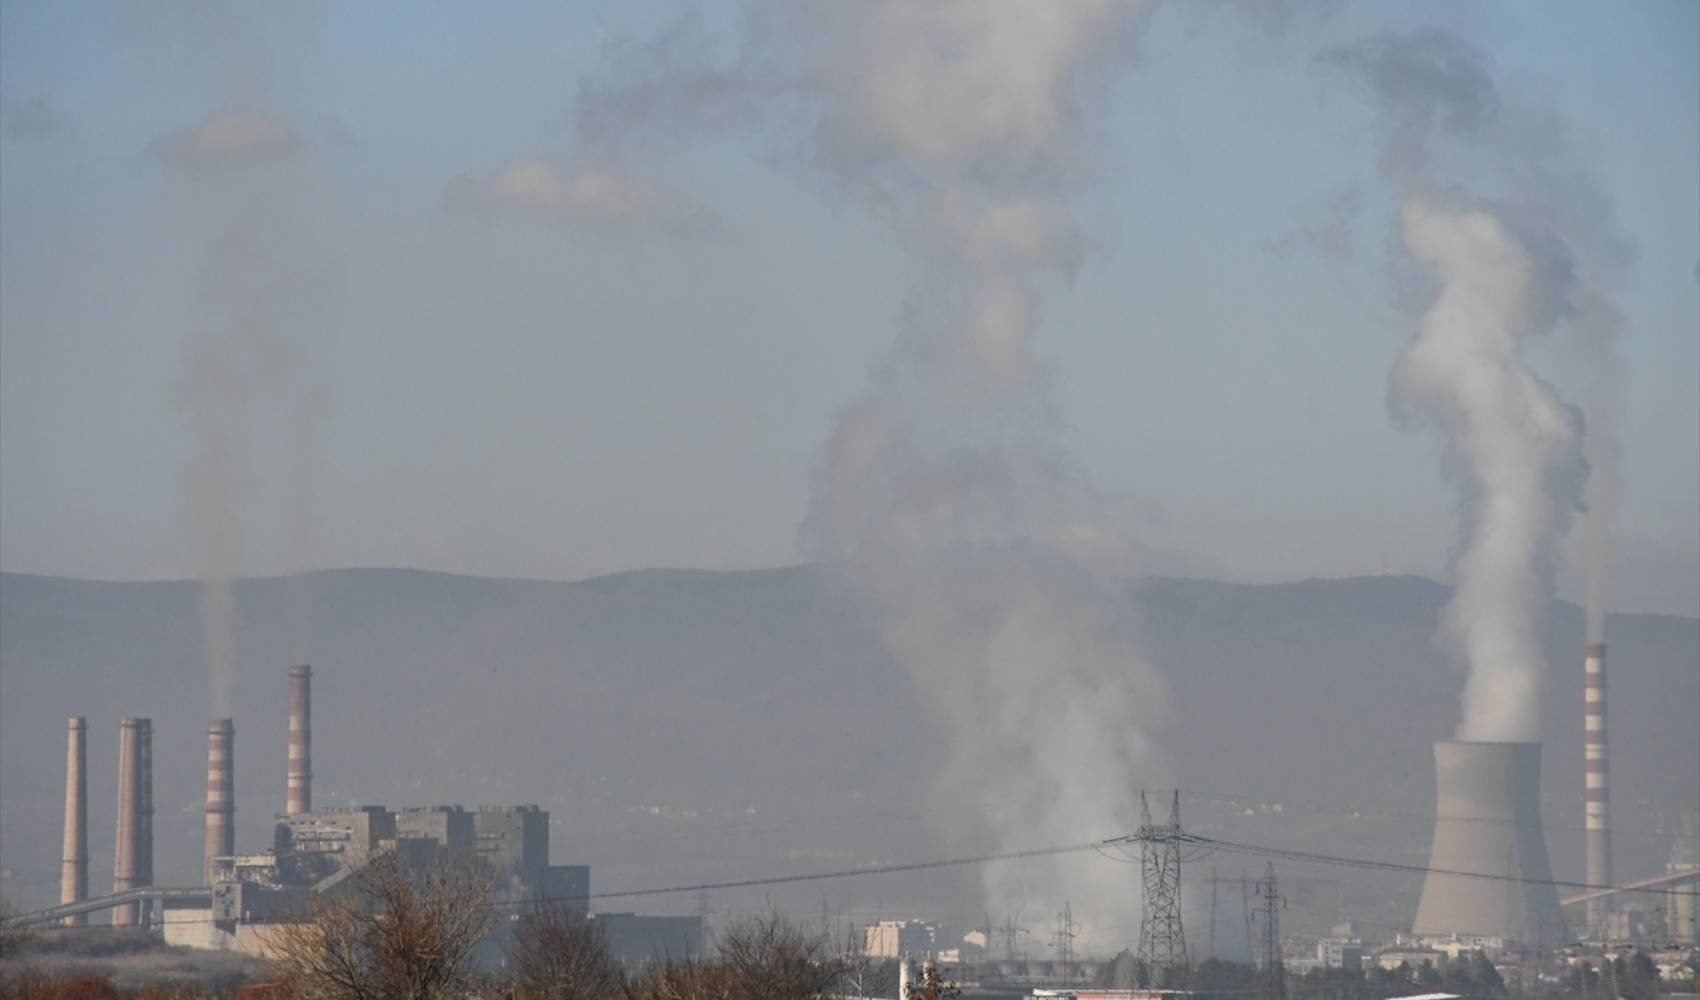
[32,665,638,958]
[14,640,1697,977]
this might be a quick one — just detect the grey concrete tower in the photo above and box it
[60,717,88,925]
[1412,741,1565,946]
[138,719,154,893]
[205,719,235,884]
[112,718,144,926]
[1584,643,1611,934]
[287,665,312,815]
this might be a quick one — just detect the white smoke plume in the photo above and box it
[556,0,1172,939]
[790,0,1166,944]
[1330,30,1625,737]
[1394,199,1586,741]
[575,0,1167,942]
[151,4,336,715]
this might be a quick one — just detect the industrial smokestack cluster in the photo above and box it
[60,717,88,926]
[52,667,320,924]
[287,664,311,815]
[1413,741,1565,945]
[205,719,235,884]
[1584,643,1611,934]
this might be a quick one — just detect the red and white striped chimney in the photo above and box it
[287,665,312,815]
[206,719,235,884]
[60,717,88,926]
[1584,643,1611,934]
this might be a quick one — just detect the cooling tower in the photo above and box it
[287,664,311,815]
[1412,741,1565,946]
[60,717,88,926]
[1584,643,1610,934]
[205,719,235,884]
[112,718,143,926]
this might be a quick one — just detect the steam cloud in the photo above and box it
[1332,29,1629,738]
[1393,199,1586,741]
[569,0,1168,940]
[791,4,1167,941]
[155,6,337,715]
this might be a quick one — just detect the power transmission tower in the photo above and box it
[1000,914,1029,964]
[695,889,712,934]
[1137,790,1189,987]
[1052,902,1076,984]
[1254,862,1286,1000]
[1200,868,1248,963]
[1208,866,1218,961]
[1241,870,1254,965]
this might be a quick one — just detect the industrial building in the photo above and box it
[23,664,598,959]
[594,913,706,966]
[863,918,940,959]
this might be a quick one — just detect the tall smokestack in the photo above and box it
[206,719,235,884]
[1413,741,1565,946]
[1584,643,1611,935]
[287,664,311,815]
[60,717,88,926]
[138,719,153,896]
[112,718,143,926]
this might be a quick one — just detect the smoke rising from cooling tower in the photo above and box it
[1328,29,1630,740]
[1393,198,1585,741]
[150,3,338,715]
[570,1,1169,942]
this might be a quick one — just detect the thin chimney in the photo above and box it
[60,717,88,926]
[287,665,312,815]
[1585,642,1611,935]
[112,718,143,926]
[206,719,235,884]
[138,719,154,894]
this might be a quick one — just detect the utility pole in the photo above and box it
[1137,790,1190,987]
[1254,862,1286,1000]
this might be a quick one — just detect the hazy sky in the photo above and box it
[2,0,1696,615]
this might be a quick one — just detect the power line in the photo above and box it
[26,826,1693,929]
[1167,833,1700,899]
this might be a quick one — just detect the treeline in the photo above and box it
[2,856,939,1000]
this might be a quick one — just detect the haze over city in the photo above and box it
[0,1,1696,997]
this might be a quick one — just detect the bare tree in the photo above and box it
[905,963,961,1000]
[505,903,622,1000]
[713,913,844,1000]
[263,853,497,1000]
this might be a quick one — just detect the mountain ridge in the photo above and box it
[2,565,1694,938]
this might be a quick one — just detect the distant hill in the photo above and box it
[2,566,1694,942]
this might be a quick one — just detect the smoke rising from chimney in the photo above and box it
[150,4,338,715]
[1328,29,1630,739]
